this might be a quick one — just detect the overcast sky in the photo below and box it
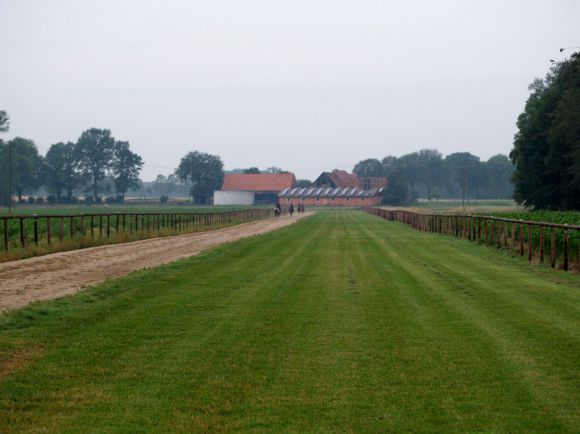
[1,0,579,180]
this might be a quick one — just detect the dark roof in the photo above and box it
[222,173,297,192]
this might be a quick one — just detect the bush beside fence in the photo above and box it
[364,207,580,272]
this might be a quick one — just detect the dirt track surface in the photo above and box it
[0,214,310,313]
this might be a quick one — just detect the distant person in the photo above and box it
[274,200,281,217]
[289,203,294,217]
[300,203,305,214]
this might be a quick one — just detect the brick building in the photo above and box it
[278,170,387,207]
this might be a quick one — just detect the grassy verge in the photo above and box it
[0,219,253,263]
[0,204,262,216]
[0,211,578,432]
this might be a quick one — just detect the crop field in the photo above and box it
[0,210,578,432]
[483,210,580,265]
[414,199,521,214]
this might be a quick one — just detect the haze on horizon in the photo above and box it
[1,0,579,181]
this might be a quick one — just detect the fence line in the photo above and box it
[364,207,580,272]
[1,209,271,254]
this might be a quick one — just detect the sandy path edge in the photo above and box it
[0,213,311,313]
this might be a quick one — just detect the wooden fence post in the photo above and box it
[519,223,524,256]
[539,226,544,263]
[34,215,39,246]
[550,227,556,268]
[20,217,25,248]
[3,219,8,252]
[563,229,569,271]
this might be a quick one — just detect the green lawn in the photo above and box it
[0,211,578,432]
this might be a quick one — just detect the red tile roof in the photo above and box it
[222,173,297,192]
[327,170,362,188]
[314,170,387,190]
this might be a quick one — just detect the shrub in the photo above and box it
[160,195,169,204]
[27,196,36,204]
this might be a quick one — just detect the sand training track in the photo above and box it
[0,213,310,313]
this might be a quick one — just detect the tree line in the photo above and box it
[510,52,580,210]
[0,122,144,205]
[353,150,514,206]
[2,49,578,210]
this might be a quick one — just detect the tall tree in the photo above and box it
[511,52,580,209]
[4,137,41,201]
[353,158,385,178]
[381,167,411,205]
[41,142,78,201]
[381,155,398,177]
[395,152,421,193]
[416,149,445,199]
[112,141,143,199]
[483,154,514,199]
[444,152,482,207]
[0,110,8,133]
[75,128,116,201]
[176,151,224,204]
[243,167,261,174]
[0,110,9,206]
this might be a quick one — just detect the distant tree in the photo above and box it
[353,158,385,177]
[381,155,398,177]
[2,137,41,201]
[41,142,78,202]
[511,52,580,209]
[416,149,445,199]
[75,128,116,202]
[112,141,143,199]
[395,152,421,193]
[176,151,224,204]
[243,167,261,174]
[483,154,514,199]
[0,110,8,133]
[381,168,412,205]
[0,111,8,205]
[444,152,482,207]
[265,167,287,174]
[296,179,312,188]
[0,142,8,205]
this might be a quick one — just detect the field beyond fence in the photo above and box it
[1,208,271,262]
[365,207,580,271]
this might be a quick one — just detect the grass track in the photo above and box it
[0,211,578,432]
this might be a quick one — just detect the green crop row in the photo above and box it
[478,211,580,264]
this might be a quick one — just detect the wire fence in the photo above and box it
[364,207,580,272]
[1,208,272,254]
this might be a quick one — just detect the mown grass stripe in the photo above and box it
[0,210,578,433]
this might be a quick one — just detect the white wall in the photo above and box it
[213,190,255,205]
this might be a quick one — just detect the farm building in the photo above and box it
[278,186,383,206]
[214,173,297,205]
[279,170,386,206]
